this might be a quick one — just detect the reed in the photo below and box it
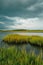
[3,34,43,47]
[0,47,43,65]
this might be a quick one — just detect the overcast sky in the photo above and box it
[0,0,43,30]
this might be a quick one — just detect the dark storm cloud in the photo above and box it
[0,24,6,30]
[0,16,15,30]
[0,16,14,24]
[0,0,42,17]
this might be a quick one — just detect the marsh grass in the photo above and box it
[0,30,43,32]
[0,47,43,65]
[3,34,43,47]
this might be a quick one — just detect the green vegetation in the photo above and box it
[3,34,43,47]
[0,29,43,32]
[0,47,43,65]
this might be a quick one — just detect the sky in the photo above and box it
[0,0,43,30]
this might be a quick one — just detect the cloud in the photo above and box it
[0,22,5,24]
[0,0,43,30]
[4,16,43,30]
[27,1,43,11]
[0,0,43,18]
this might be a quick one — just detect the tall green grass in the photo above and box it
[0,47,43,65]
[3,34,43,47]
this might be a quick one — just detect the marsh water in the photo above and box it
[0,32,43,55]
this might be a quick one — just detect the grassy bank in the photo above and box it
[0,47,43,65]
[3,34,43,47]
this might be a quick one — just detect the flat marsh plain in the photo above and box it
[0,29,43,32]
[0,30,43,65]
